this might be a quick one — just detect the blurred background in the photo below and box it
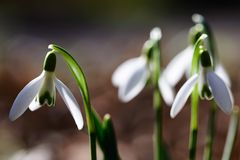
[0,0,240,159]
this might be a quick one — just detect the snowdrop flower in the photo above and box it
[112,27,174,105]
[9,52,84,130]
[170,48,233,118]
[162,15,231,88]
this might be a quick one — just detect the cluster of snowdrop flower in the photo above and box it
[111,13,235,160]
[8,14,237,160]
[170,34,233,117]
[112,15,233,117]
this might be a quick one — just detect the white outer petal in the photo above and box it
[112,57,146,87]
[215,64,231,87]
[162,46,193,87]
[9,73,44,121]
[207,71,233,114]
[118,57,149,102]
[159,76,175,106]
[55,78,84,130]
[170,74,198,118]
[29,99,42,111]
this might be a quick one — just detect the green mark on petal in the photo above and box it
[39,91,55,106]
[44,52,56,72]
[200,84,213,100]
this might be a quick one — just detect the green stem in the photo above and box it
[90,132,97,160]
[189,85,199,160]
[222,106,239,160]
[153,86,162,160]
[48,44,96,160]
[149,38,164,160]
[203,102,217,160]
[189,34,208,160]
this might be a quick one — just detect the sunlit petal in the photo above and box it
[170,74,198,118]
[215,64,231,87]
[159,76,175,106]
[112,57,146,87]
[162,46,193,87]
[207,71,233,114]
[29,99,42,111]
[55,78,84,130]
[118,58,149,102]
[9,73,44,121]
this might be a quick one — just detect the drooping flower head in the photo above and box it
[9,51,84,130]
[170,34,233,118]
[163,14,231,88]
[112,27,174,105]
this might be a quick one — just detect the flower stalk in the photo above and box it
[147,29,164,160]
[189,84,199,160]
[48,44,96,160]
[203,102,217,160]
[151,42,163,159]
[153,86,163,160]
[188,34,206,160]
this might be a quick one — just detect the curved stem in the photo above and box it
[48,44,96,160]
[203,102,217,160]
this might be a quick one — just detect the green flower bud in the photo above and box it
[43,52,56,72]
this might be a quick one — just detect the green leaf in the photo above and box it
[92,111,121,160]
[102,114,121,160]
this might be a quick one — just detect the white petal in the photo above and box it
[207,71,233,114]
[29,99,42,111]
[162,46,193,87]
[112,57,146,87]
[159,76,175,106]
[215,64,231,87]
[170,74,198,118]
[9,73,44,121]
[55,78,84,130]
[118,57,149,102]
